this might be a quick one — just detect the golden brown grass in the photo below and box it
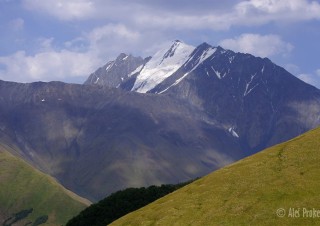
[111,127,320,226]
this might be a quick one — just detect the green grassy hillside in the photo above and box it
[0,143,90,226]
[111,127,320,226]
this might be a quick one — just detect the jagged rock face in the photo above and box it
[84,53,146,88]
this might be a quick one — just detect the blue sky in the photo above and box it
[0,0,320,87]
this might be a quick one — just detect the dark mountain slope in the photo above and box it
[0,80,239,201]
[86,41,320,157]
[153,43,320,154]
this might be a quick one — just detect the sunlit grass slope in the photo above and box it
[111,127,320,226]
[0,143,90,226]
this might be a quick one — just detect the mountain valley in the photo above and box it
[1,40,320,203]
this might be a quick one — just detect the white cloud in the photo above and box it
[235,0,320,23]
[21,0,320,30]
[0,34,101,83]
[88,24,140,41]
[0,50,99,83]
[5,0,319,83]
[113,0,320,31]
[22,0,95,20]
[219,33,293,58]
[83,23,148,62]
[0,24,148,83]
[316,69,320,76]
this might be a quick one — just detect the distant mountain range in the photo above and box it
[1,40,320,202]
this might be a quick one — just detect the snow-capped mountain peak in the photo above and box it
[161,40,184,62]
[84,53,145,87]
[131,40,195,93]
[87,40,294,99]
[85,40,227,94]
[184,42,217,71]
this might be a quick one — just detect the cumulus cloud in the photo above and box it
[235,0,320,22]
[0,34,99,83]
[22,0,96,20]
[86,24,141,57]
[0,50,99,83]
[132,0,320,30]
[219,33,293,58]
[4,0,318,83]
[0,24,153,83]
[22,0,320,30]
